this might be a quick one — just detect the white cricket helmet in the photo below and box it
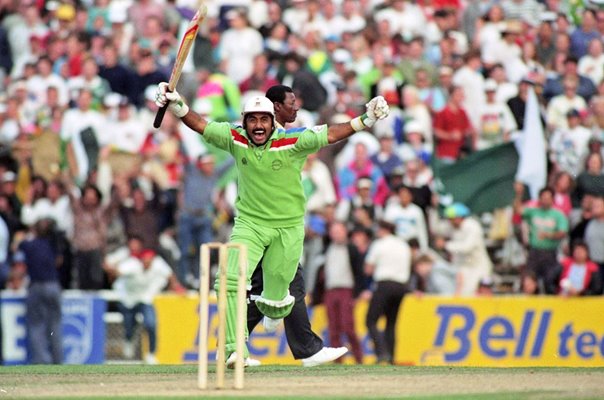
[242,96,275,118]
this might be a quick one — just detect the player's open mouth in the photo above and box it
[252,130,266,139]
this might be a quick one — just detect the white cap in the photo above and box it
[2,171,16,182]
[108,3,128,24]
[484,79,498,92]
[144,85,157,102]
[241,96,274,118]
[104,92,122,108]
[332,49,351,64]
[405,120,423,134]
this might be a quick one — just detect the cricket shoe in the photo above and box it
[301,347,348,367]
[262,316,282,333]
[226,352,262,369]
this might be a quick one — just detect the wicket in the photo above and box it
[198,242,247,390]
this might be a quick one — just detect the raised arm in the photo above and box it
[155,82,209,134]
[327,96,390,144]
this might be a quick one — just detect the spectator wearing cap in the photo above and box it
[440,203,493,296]
[549,108,592,176]
[476,276,495,296]
[546,77,587,132]
[104,237,183,364]
[370,128,404,189]
[477,79,517,150]
[433,85,476,162]
[106,96,147,154]
[219,8,263,84]
[383,184,429,250]
[1,171,22,216]
[318,49,350,108]
[401,86,433,146]
[397,120,432,165]
[364,219,411,364]
[482,19,525,83]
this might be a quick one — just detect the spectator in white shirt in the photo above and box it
[549,109,593,177]
[546,77,587,132]
[383,184,428,250]
[104,237,184,364]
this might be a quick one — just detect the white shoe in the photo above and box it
[301,347,348,367]
[262,316,282,333]
[122,340,135,360]
[144,353,158,365]
[226,352,261,369]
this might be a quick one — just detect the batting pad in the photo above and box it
[255,292,295,319]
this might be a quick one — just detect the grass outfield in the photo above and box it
[1,364,603,399]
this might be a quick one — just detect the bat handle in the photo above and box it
[153,104,168,129]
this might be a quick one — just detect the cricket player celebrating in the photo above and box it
[155,82,389,365]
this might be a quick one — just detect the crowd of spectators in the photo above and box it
[1,0,604,311]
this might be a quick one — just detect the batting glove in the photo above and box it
[350,96,390,131]
[155,82,189,118]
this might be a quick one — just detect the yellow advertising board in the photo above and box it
[155,293,604,367]
[154,293,376,365]
[396,296,604,367]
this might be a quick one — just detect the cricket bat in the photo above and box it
[153,3,207,129]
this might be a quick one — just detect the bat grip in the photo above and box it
[153,104,168,129]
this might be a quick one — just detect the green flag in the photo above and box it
[433,142,519,214]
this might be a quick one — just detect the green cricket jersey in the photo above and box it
[203,121,329,227]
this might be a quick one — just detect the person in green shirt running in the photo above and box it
[155,82,389,365]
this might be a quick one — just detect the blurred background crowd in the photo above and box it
[1,0,604,309]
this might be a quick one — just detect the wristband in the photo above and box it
[350,114,367,132]
[172,100,189,118]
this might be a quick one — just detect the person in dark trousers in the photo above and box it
[246,85,348,367]
[364,220,412,364]
[18,218,63,364]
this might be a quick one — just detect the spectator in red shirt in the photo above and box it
[433,85,475,162]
